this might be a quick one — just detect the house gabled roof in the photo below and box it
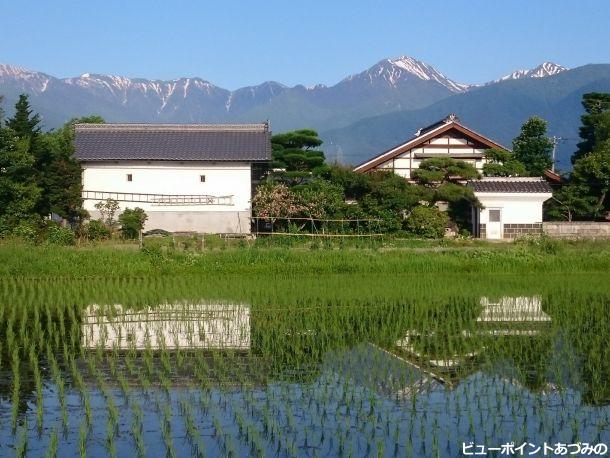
[468,177,553,194]
[74,123,272,162]
[353,114,507,173]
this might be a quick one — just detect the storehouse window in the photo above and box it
[127,174,133,182]
[489,209,501,222]
[200,175,206,183]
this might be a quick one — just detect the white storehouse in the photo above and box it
[75,123,271,233]
[468,177,553,239]
[353,114,504,178]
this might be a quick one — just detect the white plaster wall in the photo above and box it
[81,161,252,213]
[477,193,551,224]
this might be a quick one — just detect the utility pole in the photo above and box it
[550,136,563,172]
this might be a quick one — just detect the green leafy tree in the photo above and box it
[292,180,345,220]
[573,93,610,164]
[358,172,430,233]
[545,184,596,221]
[94,199,120,229]
[411,157,480,232]
[570,139,610,218]
[119,207,148,239]
[512,116,553,176]
[0,128,41,233]
[43,116,104,221]
[483,147,527,177]
[405,206,449,238]
[324,163,372,200]
[270,129,329,184]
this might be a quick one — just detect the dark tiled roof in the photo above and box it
[418,113,460,136]
[468,179,553,193]
[74,123,271,162]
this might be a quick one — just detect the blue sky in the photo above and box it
[1,0,609,89]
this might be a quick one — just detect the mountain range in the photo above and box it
[1,57,608,169]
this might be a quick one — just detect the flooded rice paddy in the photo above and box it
[0,274,608,457]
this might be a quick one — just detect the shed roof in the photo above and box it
[74,123,272,162]
[468,178,552,193]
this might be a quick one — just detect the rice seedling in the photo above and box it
[79,421,88,458]
[11,347,20,433]
[15,419,28,458]
[46,428,58,458]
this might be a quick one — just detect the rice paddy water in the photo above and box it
[0,242,608,456]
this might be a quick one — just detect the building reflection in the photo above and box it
[81,303,251,350]
[392,296,553,387]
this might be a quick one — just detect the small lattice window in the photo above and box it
[489,209,501,222]
[200,175,206,183]
[127,173,133,182]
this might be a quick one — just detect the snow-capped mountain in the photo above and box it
[492,62,567,83]
[0,58,573,131]
[342,56,470,93]
[0,64,53,93]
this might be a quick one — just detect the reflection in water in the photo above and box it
[1,294,607,456]
[478,295,550,323]
[395,296,552,379]
[81,303,251,350]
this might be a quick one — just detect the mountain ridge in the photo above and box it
[0,58,568,131]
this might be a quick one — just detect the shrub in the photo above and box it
[405,206,449,238]
[86,220,111,241]
[514,234,562,255]
[11,222,39,243]
[119,208,148,239]
[47,224,76,246]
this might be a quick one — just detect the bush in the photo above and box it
[119,207,148,239]
[405,206,449,238]
[514,234,562,255]
[11,221,39,243]
[86,220,111,241]
[47,224,76,246]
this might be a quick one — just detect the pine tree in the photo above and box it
[512,117,553,176]
[270,129,329,185]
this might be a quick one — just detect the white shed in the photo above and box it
[75,123,271,234]
[468,177,553,239]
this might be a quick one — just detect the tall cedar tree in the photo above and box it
[512,117,553,176]
[573,93,610,164]
[547,93,610,220]
[6,94,53,215]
